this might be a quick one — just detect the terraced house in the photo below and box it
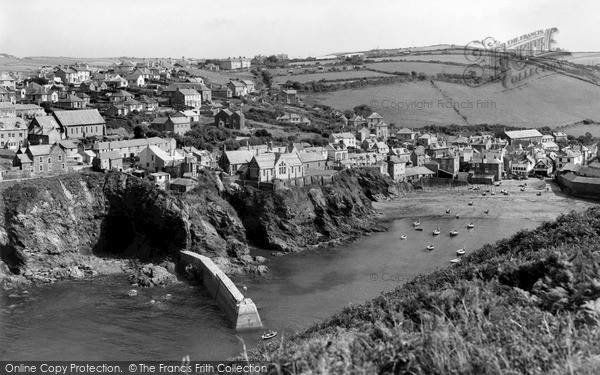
[172,88,202,107]
[53,109,106,139]
[0,117,28,150]
[151,116,191,136]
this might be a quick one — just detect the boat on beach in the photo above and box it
[400,234,407,240]
[446,209,451,214]
[426,245,435,251]
[261,330,278,340]
[456,248,466,255]
[484,209,489,214]
[415,227,423,231]
[450,258,461,263]
[450,230,459,236]
[456,214,460,219]
[413,220,421,226]
[467,223,474,229]
[468,201,473,206]
[433,228,440,235]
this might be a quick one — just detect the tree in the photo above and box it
[133,124,148,139]
[261,70,273,87]
[254,129,272,138]
[353,104,373,118]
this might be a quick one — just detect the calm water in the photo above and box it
[0,214,541,360]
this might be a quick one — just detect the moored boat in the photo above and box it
[450,258,461,263]
[415,227,423,231]
[450,230,459,236]
[433,229,440,235]
[400,234,407,240]
[261,330,278,340]
[456,248,466,255]
[426,245,435,251]
[467,223,474,229]
[446,209,451,214]
[413,220,421,226]
[456,214,460,219]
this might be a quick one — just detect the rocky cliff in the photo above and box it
[0,168,406,288]
[0,171,251,288]
[225,169,408,252]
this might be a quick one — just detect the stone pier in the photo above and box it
[179,250,262,331]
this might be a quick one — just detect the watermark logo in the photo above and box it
[462,27,562,88]
[369,99,496,111]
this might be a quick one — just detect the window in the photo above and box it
[58,155,62,161]
[48,164,52,172]
[39,157,42,163]
[279,166,286,174]
[48,158,51,164]
[39,165,42,171]
[62,163,65,170]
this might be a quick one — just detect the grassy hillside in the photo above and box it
[251,207,600,374]
[304,73,600,128]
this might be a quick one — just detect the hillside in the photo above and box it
[304,73,600,128]
[251,207,600,374]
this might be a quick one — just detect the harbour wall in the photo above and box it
[179,250,262,331]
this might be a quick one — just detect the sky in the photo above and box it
[0,0,598,59]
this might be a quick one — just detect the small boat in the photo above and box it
[426,245,435,251]
[415,227,423,231]
[455,214,460,219]
[413,220,421,226]
[468,201,473,206]
[491,192,495,195]
[456,248,466,255]
[400,234,407,240]
[467,223,474,229]
[433,229,440,235]
[484,209,489,214]
[482,192,486,196]
[450,230,459,236]
[520,187,525,192]
[450,258,461,263]
[446,209,451,214]
[261,330,278,340]
[537,192,542,196]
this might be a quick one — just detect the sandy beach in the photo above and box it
[374,178,599,224]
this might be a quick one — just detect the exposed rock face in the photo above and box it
[226,169,405,252]
[0,168,405,288]
[0,171,249,287]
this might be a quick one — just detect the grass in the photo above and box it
[303,73,600,128]
[272,70,395,84]
[366,61,467,76]
[249,207,600,374]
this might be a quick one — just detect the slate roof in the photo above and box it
[53,109,105,126]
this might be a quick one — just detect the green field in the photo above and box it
[370,54,470,64]
[0,56,116,72]
[304,73,600,128]
[366,61,467,75]
[272,70,394,84]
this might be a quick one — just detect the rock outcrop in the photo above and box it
[0,168,406,288]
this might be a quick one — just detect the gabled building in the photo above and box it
[396,128,416,142]
[0,117,28,150]
[348,114,366,128]
[503,129,543,145]
[92,150,123,172]
[556,149,583,170]
[14,143,67,176]
[172,88,202,108]
[218,149,255,175]
[387,155,406,182]
[277,113,311,125]
[227,81,247,97]
[329,132,357,148]
[53,109,106,139]
[55,94,86,109]
[28,116,63,145]
[325,143,348,161]
[151,116,191,136]
[366,112,383,128]
[277,89,297,105]
[214,109,245,130]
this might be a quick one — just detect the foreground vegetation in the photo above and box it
[250,207,600,374]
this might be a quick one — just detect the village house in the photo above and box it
[0,87,15,104]
[219,58,251,70]
[14,104,47,120]
[139,145,185,173]
[469,153,504,183]
[277,113,311,125]
[329,132,357,148]
[298,151,328,171]
[93,137,176,159]
[390,147,411,164]
[92,150,123,172]
[14,143,67,176]
[533,157,554,177]
[169,178,198,192]
[417,133,437,147]
[552,131,568,143]
[396,128,417,142]
[54,66,90,85]
[19,83,58,104]
[0,102,16,118]
[53,109,106,139]
[28,116,63,145]
[55,94,86,109]
[172,88,202,108]
[278,89,297,105]
[138,95,159,111]
[410,146,429,167]
[511,154,536,176]
[358,126,371,142]
[387,155,406,182]
[212,85,233,98]
[227,81,247,97]
[348,114,366,128]
[214,108,245,130]
[405,165,436,182]
[0,72,16,90]
[182,146,214,169]
[325,143,348,161]
[78,149,96,164]
[556,149,583,170]
[174,110,200,123]
[366,112,383,128]
[242,80,255,94]
[109,90,134,103]
[375,122,389,139]
[247,152,304,182]
[0,117,28,150]
[151,116,191,136]
[124,70,145,87]
[218,149,255,175]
